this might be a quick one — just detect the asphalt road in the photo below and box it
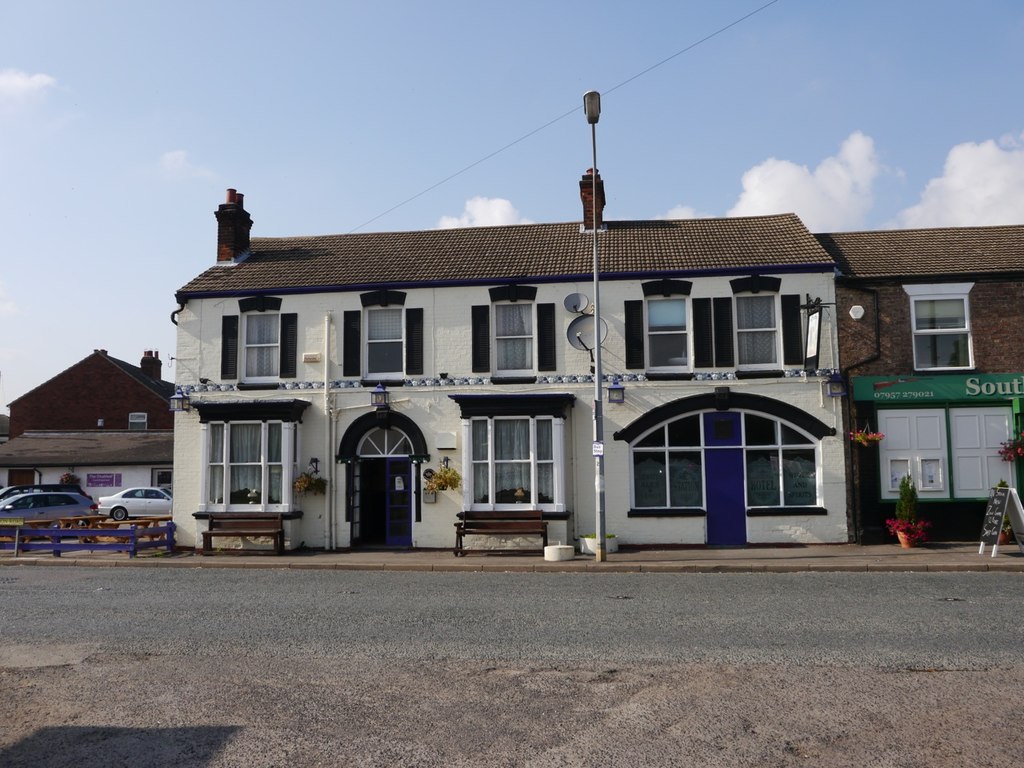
[2,567,1022,767]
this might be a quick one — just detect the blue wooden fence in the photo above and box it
[0,521,176,558]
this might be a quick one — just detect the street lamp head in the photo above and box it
[583,90,601,125]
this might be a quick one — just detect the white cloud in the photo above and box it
[0,69,56,105]
[726,131,880,231]
[661,204,707,220]
[159,149,214,180]
[893,133,1024,228]
[437,197,533,229]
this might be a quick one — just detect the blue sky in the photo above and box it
[2,0,1023,411]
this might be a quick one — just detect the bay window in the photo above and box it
[471,417,554,505]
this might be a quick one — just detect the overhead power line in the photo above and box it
[349,0,782,233]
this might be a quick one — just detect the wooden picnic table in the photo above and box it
[57,515,108,528]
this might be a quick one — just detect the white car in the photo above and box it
[97,487,173,521]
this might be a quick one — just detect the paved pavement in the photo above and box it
[2,541,1022,572]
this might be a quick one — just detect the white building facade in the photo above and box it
[170,185,849,551]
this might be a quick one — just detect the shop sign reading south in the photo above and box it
[852,373,1024,402]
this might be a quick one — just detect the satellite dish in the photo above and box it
[567,314,609,351]
[563,293,590,313]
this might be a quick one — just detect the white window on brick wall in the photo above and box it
[904,283,974,371]
[128,412,147,430]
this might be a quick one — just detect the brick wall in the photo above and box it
[838,278,1024,376]
[9,354,173,438]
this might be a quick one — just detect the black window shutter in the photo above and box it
[406,308,424,375]
[279,313,298,378]
[624,300,645,369]
[221,315,238,380]
[781,294,803,366]
[343,310,361,377]
[693,298,714,368]
[537,303,556,371]
[712,298,735,367]
[471,305,490,373]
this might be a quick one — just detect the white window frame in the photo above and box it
[734,294,780,371]
[904,283,974,371]
[646,297,691,372]
[365,306,405,379]
[242,312,281,381]
[465,415,564,511]
[202,420,296,512]
[493,302,535,376]
[128,412,148,431]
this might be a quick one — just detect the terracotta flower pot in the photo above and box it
[896,531,915,549]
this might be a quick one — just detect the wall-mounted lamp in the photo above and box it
[606,376,626,404]
[308,457,320,475]
[168,388,190,413]
[371,383,389,410]
[825,372,847,398]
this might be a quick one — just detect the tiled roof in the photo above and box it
[0,431,173,467]
[177,214,834,297]
[817,225,1024,279]
[106,356,175,399]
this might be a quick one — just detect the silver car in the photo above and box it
[0,492,99,522]
[97,487,173,521]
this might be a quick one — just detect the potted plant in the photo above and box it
[885,475,930,548]
[293,471,327,496]
[579,533,618,554]
[59,471,81,485]
[425,465,461,493]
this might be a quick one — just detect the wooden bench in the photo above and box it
[201,513,285,555]
[454,510,548,556]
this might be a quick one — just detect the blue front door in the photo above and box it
[384,458,412,547]
[703,412,747,546]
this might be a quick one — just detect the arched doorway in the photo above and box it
[337,412,429,548]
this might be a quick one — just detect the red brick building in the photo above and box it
[820,225,1024,541]
[8,349,174,438]
[1,350,174,491]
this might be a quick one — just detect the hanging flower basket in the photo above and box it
[849,428,884,447]
[293,471,326,495]
[998,432,1024,462]
[60,472,81,485]
[425,466,461,493]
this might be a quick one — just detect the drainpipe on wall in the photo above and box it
[324,312,334,550]
[840,285,882,544]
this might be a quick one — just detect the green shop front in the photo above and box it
[851,374,1022,541]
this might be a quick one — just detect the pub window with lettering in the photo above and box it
[744,414,817,508]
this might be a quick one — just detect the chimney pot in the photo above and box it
[140,349,163,380]
[216,189,253,262]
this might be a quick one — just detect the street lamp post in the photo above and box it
[583,90,607,562]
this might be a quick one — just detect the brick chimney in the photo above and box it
[579,168,606,231]
[140,350,162,380]
[216,188,253,262]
